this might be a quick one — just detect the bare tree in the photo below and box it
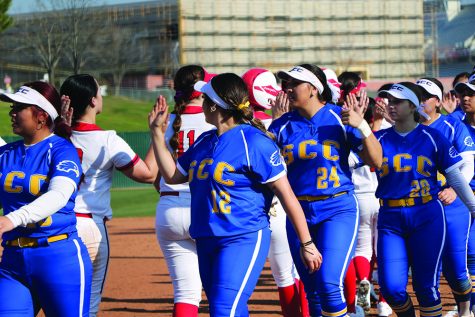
[97,23,152,96]
[61,0,102,74]
[15,1,69,85]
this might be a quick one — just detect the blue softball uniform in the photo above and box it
[375,124,462,317]
[0,135,92,317]
[463,123,475,310]
[269,105,363,317]
[177,124,284,316]
[429,115,475,303]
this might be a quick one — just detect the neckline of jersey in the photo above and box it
[72,122,103,131]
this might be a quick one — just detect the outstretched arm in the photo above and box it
[149,96,187,184]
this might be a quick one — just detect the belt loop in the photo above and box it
[17,237,23,248]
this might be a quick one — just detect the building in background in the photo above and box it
[179,0,425,80]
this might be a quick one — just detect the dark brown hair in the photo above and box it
[169,65,206,159]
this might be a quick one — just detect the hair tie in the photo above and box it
[238,101,250,109]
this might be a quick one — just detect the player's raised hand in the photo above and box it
[341,94,364,128]
[299,241,322,273]
[148,95,169,135]
[441,91,457,114]
[61,95,73,126]
[272,91,290,120]
[0,216,15,237]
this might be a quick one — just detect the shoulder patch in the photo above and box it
[464,136,474,147]
[56,160,80,178]
[270,150,283,167]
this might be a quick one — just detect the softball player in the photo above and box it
[60,74,158,317]
[417,77,475,316]
[0,82,92,316]
[447,72,470,121]
[455,73,475,313]
[269,64,383,317]
[149,73,321,317]
[242,67,309,317]
[375,82,475,317]
[155,65,215,317]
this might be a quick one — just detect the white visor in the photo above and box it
[454,73,475,94]
[277,66,324,94]
[194,79,231,110]
[378,84,430,120]
[416,79,442,100]
[0,86,59,120]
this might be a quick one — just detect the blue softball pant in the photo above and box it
[467,216,475,310]
[0,233,92,317]
[377,199,445,317]
[287,192,359,317]
[195,227,271,317]
[442,197,471,302]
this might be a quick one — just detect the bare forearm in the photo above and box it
[270,177,312,244]
[360,134,383,169]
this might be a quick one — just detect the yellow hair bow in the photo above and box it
[238,101,250,109]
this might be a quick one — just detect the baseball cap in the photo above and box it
[454,73,475,94]
[194,78,231,110]
[277,66,324,94]
[415,79,442,100]
[242,68,281,110]
[0,86,58,120]
[378,83,430,120]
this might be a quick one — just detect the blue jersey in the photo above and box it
[0,135,82,241]
[177,124,286,238]
[448,106,465,121]
[465,123,475,191]
[428,114,474,154]
[268,105,363,197]
[427,114,475,187]
[374,125,462,199]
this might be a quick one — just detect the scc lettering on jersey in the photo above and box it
[377,153,433,197]
[0,171,48,195]
[188,159,235,214]
[282,139,341,189]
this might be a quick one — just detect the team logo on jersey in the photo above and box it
[270,150,283,166]
[56,160,80,178]
[464,136,474,147]
[448,146,459,158]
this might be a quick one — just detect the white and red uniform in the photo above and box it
[71,122,139,316]
[155,105,214,308]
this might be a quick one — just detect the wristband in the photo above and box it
[300,239,314,247]
[357,120,372,139]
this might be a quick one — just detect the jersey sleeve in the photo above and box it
[106,131,139,171]
[248,132,286,184]
[452,120,475,154]
[50,142,83,187]
[435,132,463,174]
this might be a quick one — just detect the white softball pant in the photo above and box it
[155,193,202,306]
[268,199,300,287]
[354,193,379,260]
[76,215,109,317]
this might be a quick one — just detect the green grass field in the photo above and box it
[0,95,154,136]
[111,187,158,218]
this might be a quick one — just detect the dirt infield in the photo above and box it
[99,217,456,317]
